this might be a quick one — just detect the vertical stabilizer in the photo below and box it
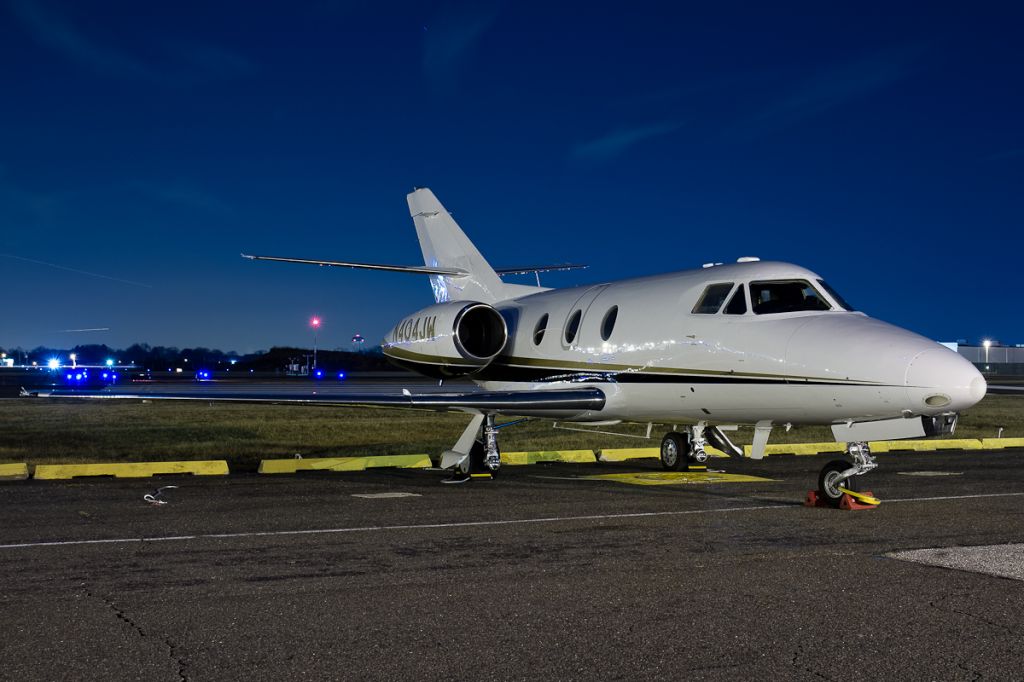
[407,188,506,303]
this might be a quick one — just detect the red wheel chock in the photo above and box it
[804,490,880,510]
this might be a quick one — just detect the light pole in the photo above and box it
[983,339,991,364]
[311,316,322,371]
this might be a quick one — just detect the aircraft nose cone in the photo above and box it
[905,349,987,411]
[970,375,988,403]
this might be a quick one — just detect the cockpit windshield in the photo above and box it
[816,279,855,311]
[691,282,734,314]
[750,280,832,314]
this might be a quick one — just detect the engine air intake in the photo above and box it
[455,304,508,360]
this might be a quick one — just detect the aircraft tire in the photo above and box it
[470,439,500,476]
[818,459,860,508]
[660,432,690,471]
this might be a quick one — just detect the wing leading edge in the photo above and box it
[25,386,606,415]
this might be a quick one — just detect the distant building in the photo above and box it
[955,344,1024,375]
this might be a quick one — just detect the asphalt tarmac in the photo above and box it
[1,450,1023,681]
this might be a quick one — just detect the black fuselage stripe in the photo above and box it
[385,354,883,386]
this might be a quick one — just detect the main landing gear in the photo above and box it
[660,425,709,471]
[441,413,503,483]
[470,414,502,475]
[815,442,878,508]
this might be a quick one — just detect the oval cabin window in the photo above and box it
[533,313,549,345]
[600,306,618,341]
[564,310,582,344]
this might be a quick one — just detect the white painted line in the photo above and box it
[0,504,789,550]
[351,492,422,499]
[2,491,1023,552]
[886,492,1024,503]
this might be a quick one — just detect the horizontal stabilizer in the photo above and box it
[494,264,588,276]
[241,253,468,276]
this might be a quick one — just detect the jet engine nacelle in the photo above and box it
[382,301,508,377]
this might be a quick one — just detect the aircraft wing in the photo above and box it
[24,386,607,415]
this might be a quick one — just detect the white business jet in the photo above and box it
[34,188,987,505]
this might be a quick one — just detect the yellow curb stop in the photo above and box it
[258,454,432,474]
[33,461,229,480]
[0,463,29,481]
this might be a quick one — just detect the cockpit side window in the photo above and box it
[691,283,734,314]
[724,285,747,315]
[816,279,855,311]
[750,280,831,314]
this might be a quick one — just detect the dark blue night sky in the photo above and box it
[2,1,1021,353]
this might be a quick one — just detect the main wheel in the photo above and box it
[469,439,500,476]
[817,459,860,508]
[660,432,690,471]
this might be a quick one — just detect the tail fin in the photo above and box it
[407,188,507,303]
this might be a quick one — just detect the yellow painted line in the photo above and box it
[259,455,432,474]
[981,438,1024,450]
[581,471,774,486]
[0,463,29,481]
[33,461,229,480]
[876,439,983,452]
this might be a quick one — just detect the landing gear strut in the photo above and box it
[816,442,877,508]
[442,413,512,482]
[470,414,502,475]
[660,424,709,471]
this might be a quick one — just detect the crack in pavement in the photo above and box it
[930,591,1024,639]
[790,642,833,681]
[85,588,189,681]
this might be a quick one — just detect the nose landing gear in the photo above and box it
[815,442,879,508]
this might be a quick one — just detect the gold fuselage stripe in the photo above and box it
[382,346,881,385]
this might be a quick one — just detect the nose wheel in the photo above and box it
[816,442,877,508]
[818,459,862,506]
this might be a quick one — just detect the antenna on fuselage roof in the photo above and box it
[703,257,761,268]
